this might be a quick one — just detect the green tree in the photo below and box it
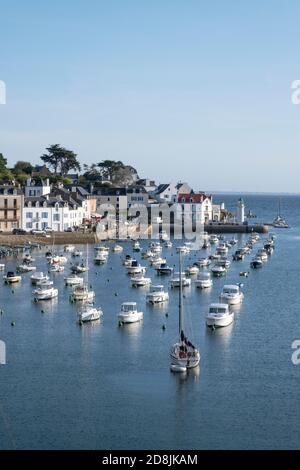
[0,153,14,182]
[40,144,81,176]
[13,160,33,175]
[0,153,8,173]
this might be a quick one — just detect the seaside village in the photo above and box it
[0,156,278,365]
[0,171,248,236]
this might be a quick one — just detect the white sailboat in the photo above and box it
[272,199,290,228]
[70,244,95,303]
[170,249,200,372]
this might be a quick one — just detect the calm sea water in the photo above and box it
[0,194,300,450]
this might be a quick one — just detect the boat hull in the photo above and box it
[118,312,143,323]
[206,314,234,328]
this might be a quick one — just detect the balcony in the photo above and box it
[0,206,21,210]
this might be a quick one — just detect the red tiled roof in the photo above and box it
[178,192,211,203]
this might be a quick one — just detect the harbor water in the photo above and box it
[0,194,300,449]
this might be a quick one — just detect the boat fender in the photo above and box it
[118,321,123,327]
[212,325,216,331]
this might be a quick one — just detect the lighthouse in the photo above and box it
[237,198,245,224]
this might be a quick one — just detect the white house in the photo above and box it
[152,183,178,203]
[22,196,85,232]
[177,192,213,225]
[25,178,51,198]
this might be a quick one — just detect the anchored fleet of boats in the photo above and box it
[0,228,278,373]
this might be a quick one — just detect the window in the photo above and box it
[42,212,48,219]
[4,199,7,208]
[64,213,68,218]
[4,210,7,219]
[53,214,60,221]
[26,222,32,229]
[117,197,119,201]
[13,199,17,208]
[26,212,33,219]
[13,210,17,219]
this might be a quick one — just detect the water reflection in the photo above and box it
[205,322,234,347]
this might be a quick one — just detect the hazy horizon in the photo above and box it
[1,0,300,192]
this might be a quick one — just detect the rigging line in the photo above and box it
[0,401,17,449]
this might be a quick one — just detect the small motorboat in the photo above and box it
[64,274,84,286]
[239,271,249,277]
[126,260,146,276]
[215,257,231,269]
[17,264,37,273]
[150,256,167,268]
[159,230,169,241]
[72,250,83,257]
[131,275,152,287]
[170,272,191,288]
[185,265,199,276]
[149,242,162,254]
[142,249,153,259]
[219,284,244,305]
[132,240,141,252]
[146,285,169,304]
[94,245,110,253]
[49,264,64,273]
[49,255,68,264]
[216,244,228,256]
[256,249,268,262]
[112,244,123,253]
[94,252,108,265]
[211,265,226,277]
[176,245,189,254]
[206,303,234,328]
[3,271,22,284]
[70,285,95,302]
[195,272,213,289]
[156,263,173,275]
[64,245,75,253]
[30,272,49,285]
[196,258,211,268]
[33,286,58,301]
[164,240,173,249]
[71,263,89,273]
[23,253,35,263]
[209,234,219,244]
[78,304,103,323]
[232,249,246,261]
[250,257,263,269]
[118,302,143,324]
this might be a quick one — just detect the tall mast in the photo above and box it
[179,249,183,336]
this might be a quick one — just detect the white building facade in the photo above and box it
[22,197,85,232]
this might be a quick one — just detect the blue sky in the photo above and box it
[0,0,300,192]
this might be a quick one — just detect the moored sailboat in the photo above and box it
[170,249,200,372]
